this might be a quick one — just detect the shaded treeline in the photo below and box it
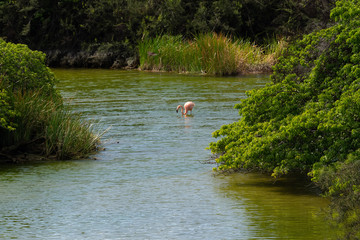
[0,0,334,68]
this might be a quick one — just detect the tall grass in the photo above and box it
[1,91,102,160]
[139,33,287,75]
[45,106,101,159]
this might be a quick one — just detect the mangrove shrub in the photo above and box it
[209,0,360,236]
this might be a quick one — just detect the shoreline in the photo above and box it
[46,50,275,76]
[44,49,139,69]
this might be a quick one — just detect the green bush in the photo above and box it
[0,39,101,160]
[0,38,60,132]
[0,89,16,131]
[0,39,58,95]
[210,0,360,174]
[209,0,360,236]
[316,151,360,239]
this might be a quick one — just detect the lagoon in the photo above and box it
[0,69,335,239]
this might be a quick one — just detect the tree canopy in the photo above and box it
[0,0,333,52]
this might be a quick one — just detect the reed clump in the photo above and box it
[0,91,103,160]
[44,103,102,160]
[139,33,286,75]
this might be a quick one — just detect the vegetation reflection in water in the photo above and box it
[0,69,336,239]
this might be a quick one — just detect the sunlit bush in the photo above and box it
[0,39,101,161]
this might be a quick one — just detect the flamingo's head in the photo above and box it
[176,105,181,113]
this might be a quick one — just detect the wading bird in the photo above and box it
[176,101,195,115]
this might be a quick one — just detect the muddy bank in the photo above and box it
[46,50,138,69]
[0,138,101,164]
[0,137,50,163]
[44,43,139,69]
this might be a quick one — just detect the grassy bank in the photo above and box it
[139,33,286,76]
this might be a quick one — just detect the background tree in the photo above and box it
[0,0,334,67]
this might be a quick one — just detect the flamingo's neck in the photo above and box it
[177,105,187,115]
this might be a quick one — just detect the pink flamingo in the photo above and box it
[176,101,195,115]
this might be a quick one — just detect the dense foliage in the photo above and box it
[0,89,16,131]
[209,0,360,237]
[0,39,58,94]
[0,39,101,161]
[0,0,334,67]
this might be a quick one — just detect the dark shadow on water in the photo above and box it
[217,171,322,197]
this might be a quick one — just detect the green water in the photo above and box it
[0,69,335,239]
